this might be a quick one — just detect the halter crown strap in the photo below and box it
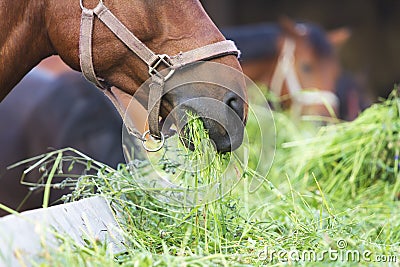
[79,1,240,142]
[92,3,159,66]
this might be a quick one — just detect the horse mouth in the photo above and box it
[160,97,245,153]
[182,117,243,153]
[174,117,243,153]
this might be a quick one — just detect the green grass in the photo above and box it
[11,90,400,266]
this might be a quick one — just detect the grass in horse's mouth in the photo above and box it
[178,113,216,152]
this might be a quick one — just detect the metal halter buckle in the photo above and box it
[148,54,175,81]
[141,130,165,152]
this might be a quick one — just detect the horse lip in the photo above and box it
[204,118,244,153]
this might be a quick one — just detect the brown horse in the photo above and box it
[0,69,127,216]
[223,18,350,117]
[0,0,247,153]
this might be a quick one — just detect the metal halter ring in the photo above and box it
[80,0,103,10]
[141,130,165,152]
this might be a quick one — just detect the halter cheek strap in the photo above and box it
[79,0,240,147]
[79,7,104,89]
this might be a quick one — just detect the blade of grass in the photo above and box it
[42,152,62,208]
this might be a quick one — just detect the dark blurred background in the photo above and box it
[202,0,400,100]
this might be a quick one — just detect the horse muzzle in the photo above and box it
[162,82,247,153]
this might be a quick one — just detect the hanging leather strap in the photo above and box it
[147,75,165,137]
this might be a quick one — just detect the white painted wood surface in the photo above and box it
[0,196,125,266]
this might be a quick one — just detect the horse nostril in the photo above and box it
[224,92,244,120]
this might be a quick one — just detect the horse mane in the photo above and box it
[222,23,280,60]
[222,22,334,61]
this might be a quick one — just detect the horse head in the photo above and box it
[276,17,350,117]
[1,0,248,153]
[224,17,350,118]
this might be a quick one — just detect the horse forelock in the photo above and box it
[301,23,335,58]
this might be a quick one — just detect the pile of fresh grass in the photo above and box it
[32,115,272,266]
[12,90,400,266]
[137,112,234,207]
[284,90,400,198]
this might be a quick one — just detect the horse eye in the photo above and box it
[301,63,313,74]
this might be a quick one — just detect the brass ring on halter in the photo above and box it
[80,0,103,10]
[141,130,165,152]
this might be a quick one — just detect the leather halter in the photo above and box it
[79,0,240,148]
[270,38,339,113]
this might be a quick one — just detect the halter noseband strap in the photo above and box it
[79,0,240,142]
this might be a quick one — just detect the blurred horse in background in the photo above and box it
[223,17,350,118]
[0,58,125,216]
